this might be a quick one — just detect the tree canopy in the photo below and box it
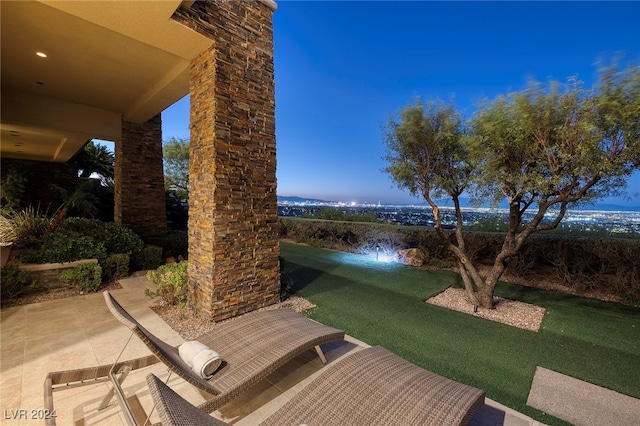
[75,140,114,184]
[163,137,190,200]
[383,63,640,308]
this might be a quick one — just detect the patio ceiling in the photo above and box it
[0,0,212,162]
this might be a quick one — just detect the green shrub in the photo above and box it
[144,230,188,259]
[103,222,144,254]
[58,263,102,293]
[102,253,130,281]
[21,230,107,264]
[145,261,188,307]
[0,168,27,211]
[58,218,143,254]
[58,217,104,239]
[131,245,163,271]
[0,265,36,299]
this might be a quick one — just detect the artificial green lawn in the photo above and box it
[280,242,640,425]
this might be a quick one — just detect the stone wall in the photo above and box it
[0,157,76,210]
[115,114,168,238]
[173,0,280,321]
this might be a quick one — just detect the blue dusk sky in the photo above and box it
[161,0,640,208]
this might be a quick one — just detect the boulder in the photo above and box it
[397,248,425,267]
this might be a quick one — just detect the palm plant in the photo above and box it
[75,140,115,184]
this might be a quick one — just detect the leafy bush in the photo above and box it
[1,265,36,299]
[57,217,104,239]
[58,218,143,254]
[102,253,129,281]
[21,230,107,264]
[145,261,188,307]
[144,230,188,259]
[131,245,163,271]
[58,263,103,293]
[103,222,144,254]
[0,168,27,211]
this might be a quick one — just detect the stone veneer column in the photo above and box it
[115,113,167,238]
[172,0,280,321]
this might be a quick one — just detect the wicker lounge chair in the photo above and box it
[44,291,344,426]
[102,291,345,411]
[147,345,486,426]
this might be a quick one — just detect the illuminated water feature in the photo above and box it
[331,245,400,266]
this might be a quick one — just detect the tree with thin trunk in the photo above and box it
[163,137,190,200]
[383,63,640,308]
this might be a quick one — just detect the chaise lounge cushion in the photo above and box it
[261,345,485,426]
[147,345,485,426]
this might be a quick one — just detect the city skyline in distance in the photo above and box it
[277,195,640,213]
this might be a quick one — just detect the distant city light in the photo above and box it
[277,201,640,235]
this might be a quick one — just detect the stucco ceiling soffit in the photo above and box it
[124,62,191,124]
[40,0,213,60]
[1,90,122,143]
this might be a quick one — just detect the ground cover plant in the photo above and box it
[280,242,640,425]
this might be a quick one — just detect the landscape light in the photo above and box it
[376,244,380,261]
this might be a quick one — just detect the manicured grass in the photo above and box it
[280,242,640,426]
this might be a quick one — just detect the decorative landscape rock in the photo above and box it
[397,248,425,267]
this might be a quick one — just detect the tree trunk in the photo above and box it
[459,264,479,306]
[46,207,67,235]
[475,254,509,308]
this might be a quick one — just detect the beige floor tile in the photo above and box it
[218,379,282,423]
[1,339,25,365]
[1,374,23,410]
[1,305,28,321]
[1,321,27,342]
[41,382,125,426]
[1,357,24,381]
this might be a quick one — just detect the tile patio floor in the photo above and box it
[1,276,544,425]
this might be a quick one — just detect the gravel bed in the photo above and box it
[427,287,546,332]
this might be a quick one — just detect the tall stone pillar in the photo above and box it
[115,113,168,238]
[172,1,280,321]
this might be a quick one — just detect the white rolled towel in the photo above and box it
[178,341,222,379]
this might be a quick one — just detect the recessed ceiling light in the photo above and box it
[36,52,47,58]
